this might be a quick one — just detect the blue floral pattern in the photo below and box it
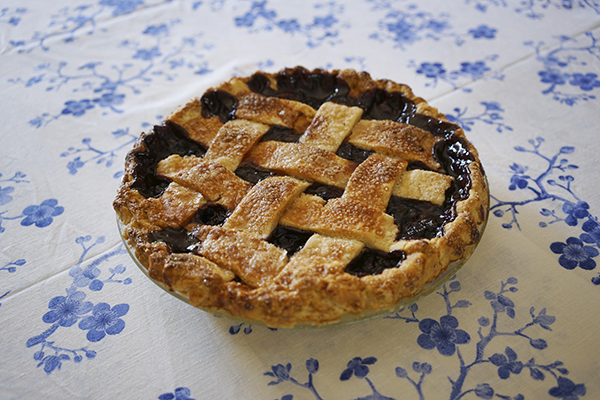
[0,171,64,233]
[526,32,600,105]
[491,137,600,283]
[0,7,26,26]
[367,0,498,48]
[8,20,214,128]
[20,199,64,228]
[409,55,504,92]
[466,0,600,18]
[233,1,348,48]
[446,101,513,133]
[264,276,585,399]
[25,235,131,374]
[158,387,196,400]
[8,1,147,53]
[61,127,139,178]
[416,315,470,356]
[0,259,26,308]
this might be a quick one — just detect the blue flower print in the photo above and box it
[0,186,14,205]
[276,19,301,33]
[539,69,567,85]
[158,387,195,400]
[509,174,528,190]
[480,101,503,111]
[425,19,448,34]
[99,0,144,16]
[313,15,337,29]
[42,291,93,327]
[460,61,490,78]
[143,24,169,37]
[468,25,497,39]
[133,47,162,61]
[21,199,64,228]
[416,62,446,78]
[386,19,418,46]
[489,347,523,379]
[569,73,600,91]
[78,302,129,342]
[581,219,600,246]
[562,201,589,226]
[417,315,470,356]
[93,92,125,109]
[550,237,599,270]
[549,377,586,400]
[70,264,103,291]
[267,363,292,383]
[340,357,377,380]
[62,99,95,117]
[474,384,495,399]
[67,157,84,175]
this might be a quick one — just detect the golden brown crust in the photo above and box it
[349,120,441,170]
[245,141,357,188]
[114,67,489,328]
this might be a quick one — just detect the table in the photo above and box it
[1,1,599,399]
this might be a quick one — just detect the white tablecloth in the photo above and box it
[1,1,599,399]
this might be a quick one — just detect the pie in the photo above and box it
[113,67,489,328]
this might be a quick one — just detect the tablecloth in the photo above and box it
[1,1,599,399]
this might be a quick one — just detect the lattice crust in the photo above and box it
[114,67,489,327]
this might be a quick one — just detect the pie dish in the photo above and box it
[113,67,489,328]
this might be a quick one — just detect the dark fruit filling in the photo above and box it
[345,248,406,277]
[267,225,314,256]
[130,68,475,277]
[148,226,201,254]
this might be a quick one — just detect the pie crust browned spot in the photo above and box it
[114,67,489,328]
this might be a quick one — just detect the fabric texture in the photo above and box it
[1,1,599,399]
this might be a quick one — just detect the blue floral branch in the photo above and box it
[9,1,145,53]
[490,137,583,229]
[263,278,585,399]
[384,302,419,322]
[446,101,513,133]
[0,171,29,185]
[395,362,431,400]
[61,128,137,177]
[409,54,504,92]
[466,0,600,17]
[233,0,348,48]
[442,278,578,400]
[158,387,196,400]
[367,0,498,49]
[0,259,26,308]
[265,358,324,400]
[1,171,64,233]
[0,7,26,27]
[0,198,64,234]
[25,235,131,374]
[0,259,25,274]
[491,137,600,280]
[527,32,600,106]
[8,21,213,128]
[515,0,600,18]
